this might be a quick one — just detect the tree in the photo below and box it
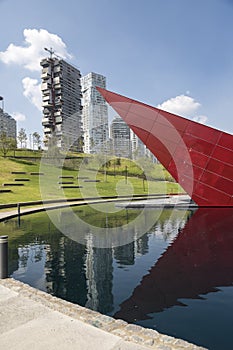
[116,157,121,166]
[77,136,84,153]
[18,128,27,148]
[0,132,17,157]
[32,132,41,150]
[44,133,61,166]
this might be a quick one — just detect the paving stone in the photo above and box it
[144,339,155,346]
[155,346,172,350]
[160,335,177,344]
[141,328,160,338]
[125,324,144,333]
[0,278,207,350]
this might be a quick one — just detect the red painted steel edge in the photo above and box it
[97,87,233,207]
[113,208,233,321]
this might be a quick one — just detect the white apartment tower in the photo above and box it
[41,57,83,151]
[130,130,146,159]
[81,73,108,153]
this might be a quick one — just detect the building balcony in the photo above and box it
[44,127,52,133]
[55,116,62,124]
[42,95,50,102]
[42,101,51,107]
[42,118,52,126]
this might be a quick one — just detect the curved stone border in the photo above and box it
[0,194,194,224]
[0,278,206,350]
[0,193,169,210]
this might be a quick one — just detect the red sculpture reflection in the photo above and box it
[97,88,233,207]
[114,208,233,322]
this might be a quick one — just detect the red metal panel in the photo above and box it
[157,110,189,133]
[129,102,159,122]
[186,121,220,144]
[129,126,150,145]
[211,145,233,165]
[218,132,233,150]
[146,134,174,167]
[146,133,178,157]
[168,160,203,183]
[126,112,155,132]
[194,182,231,205]
[150,120,183,145]
[206,158,233,179]
[199,171,233,193]
[97,87,233,206]
[182,134,215,156]
[188,149,210,169]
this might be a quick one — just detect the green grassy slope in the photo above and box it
[0,156,184,205]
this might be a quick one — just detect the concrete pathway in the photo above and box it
[115,194,195,208]
[0,284,147,350]
[0,194,195,222]
[0,279,206,350]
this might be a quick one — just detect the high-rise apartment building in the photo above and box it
[110,116,131,158]
[41,57,83,150]
[0,108,16,140]
[130,130,147,159]
[81,73,108,154]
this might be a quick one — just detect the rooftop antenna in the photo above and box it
[0,96,4,111]
[44,47,62,60]
[44,47,55,59]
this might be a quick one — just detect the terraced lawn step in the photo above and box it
[11,171,27,174]
[58,181,74,184]
[2,183,24,186]
[58,176,74,179]
[0,189,12,193]
[60,185,83,189]
[30,172,45,175]
[83,179,101,182]
[14,178,30,181]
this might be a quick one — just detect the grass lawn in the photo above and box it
[0,156,184,205]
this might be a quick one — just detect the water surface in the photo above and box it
[1,205,232,350]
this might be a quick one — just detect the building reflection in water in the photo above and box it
[85,234,113,313]
[5,206,233,329]
[4,206,232,350]
[114,208,233,322]
[6,207,186,312]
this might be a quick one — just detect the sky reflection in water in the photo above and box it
[1,206,232,350]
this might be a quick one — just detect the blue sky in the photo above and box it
[0,0,233,140]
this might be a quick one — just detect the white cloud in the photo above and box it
[12,112,26,122]
[0,28,72,71]
[157,94,208,124]
[22,77,42,110]
[193,115,208,124]
[157,95,200,117]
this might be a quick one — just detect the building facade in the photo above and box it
[130,130,147,159]
[41,57,83,151]
[0,108,16,140]
[110,116,131,158]
[81,73,108,154]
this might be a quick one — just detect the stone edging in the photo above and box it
[0,278,206,350]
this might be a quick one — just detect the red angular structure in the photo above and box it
[114,208,233,322]
[97,87,233,207]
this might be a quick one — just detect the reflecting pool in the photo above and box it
[0,205,232,350]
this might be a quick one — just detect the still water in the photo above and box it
[0,205,232,350]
